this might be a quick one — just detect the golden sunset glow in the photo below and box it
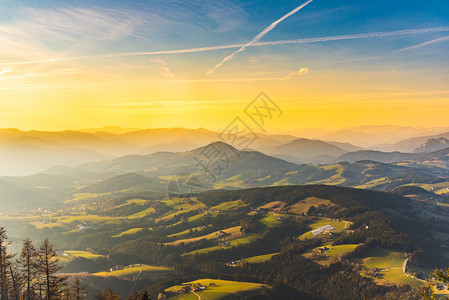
[0,0,448,132]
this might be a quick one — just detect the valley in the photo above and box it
[2,132,449,299]
[3,181,449,299]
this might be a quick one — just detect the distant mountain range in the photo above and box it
[336,150,414,163]
[413,137,449,153]
[1,140,446,211]
[3,126,449,176]
[0,128,298,176]
[264,138,351,164]
[377,132,449,152]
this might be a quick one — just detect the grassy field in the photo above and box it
[94,264,173,279]
[260,214,283,228]
[257,201,286,210]
[168,226,209,238]
[65,192,111,203]
[403,182,449,195]
[167,279,267,300]
[307,164,346,185]
[243,253,278,264]
[289,197,333,214]
[298,217,351,240]
[187,213,218,223]
[351,248,426,288]
[353,248,405,269]
[213,175,246,189]
[380,268,426,287]
[183,233,260,256]
[63,250,104,259]
[303,244,360,265]
[326,244,359,255]
[112,228,146,237]
[406,262,433,278]
[127,207,155,219]
[114,199,147,209]
[211,200,245,211]
[59,214,117,224]
[166,226,242,246]
[31,221,65,229]
[355,177,391,189]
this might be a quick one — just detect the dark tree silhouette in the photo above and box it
[17,238,38,300]
[36,238,67,300]
[95,287,120,300]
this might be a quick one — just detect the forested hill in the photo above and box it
[5,184,449,299]
[199,185,411,214]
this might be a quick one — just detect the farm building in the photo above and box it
[311,225,335,236]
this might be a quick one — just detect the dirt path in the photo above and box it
[402,258,426,283]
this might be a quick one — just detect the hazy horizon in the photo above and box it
[1,0,448,132]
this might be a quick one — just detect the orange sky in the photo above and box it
[0,1,448,131]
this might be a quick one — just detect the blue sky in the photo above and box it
[1,0,448,58]
[0,0,448,130]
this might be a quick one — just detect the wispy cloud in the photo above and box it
[0,5,152,66]
[200,1,247,32]
[0,67,11,76]
[150,59,175,78]
[206,0,314,75]
[0,5,157,81]
[1,26,448,68]
[17,6,148,42]
[396,35,449,52]
[280,68,309,81]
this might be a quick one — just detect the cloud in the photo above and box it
[0,5,157,82]
[150,59,175,78]
[158,66,175,78]
[0,68,11,76]
[1,26,449,68]
[206,0,314,75]
[298,68,309,76]
[149,59,166,65]
[396,35,449,52]
[201,1,247,32]
[16,6,148,42]
[280,68,309,81]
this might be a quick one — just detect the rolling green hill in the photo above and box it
[4,183,449,299]
[79,173,154,193]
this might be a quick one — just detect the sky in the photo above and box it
[0,0,448,132]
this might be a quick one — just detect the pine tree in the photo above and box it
[139,290,149,300]
[36,238,67,300]
[419,268,449,300]
[61,286,73,300]
[0,227,14,300]
[126,292,139,300]
[17,238,38,300]
[95,287,120,300]
[73,277,85,300]
[8,265,20,300]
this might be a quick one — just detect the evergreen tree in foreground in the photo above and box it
[37,238,67,300]
[17,238,38,300]
[419,268,449,300]
[0,227,14,300]
[95,287,120,300]
[0,227,85,300]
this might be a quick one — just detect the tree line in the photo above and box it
[0,227,85,300]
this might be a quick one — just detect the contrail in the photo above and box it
[1,26,448,67]
[253,27,449,47]
[395,35,449,52]
[206,0,314,76]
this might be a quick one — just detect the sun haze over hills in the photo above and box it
[0,0,448,131]
[1,1,449,299]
